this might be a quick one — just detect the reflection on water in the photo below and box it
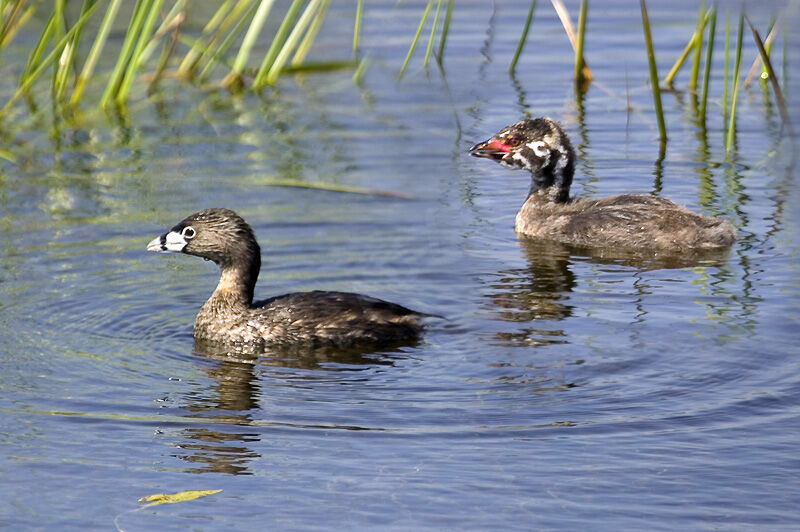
[1,2,798,529]
[171,340,413,475]
[193,338,411,371]
[489,240,575,347]
[488,238,734,347]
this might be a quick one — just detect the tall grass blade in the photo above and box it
[510,0,536,73]
[573,0,588,87]
[699,5,716,123]
[689,2,706,91]
[662,8,711,87]
[100,0,148,107]
[744,20,777,87]
[759,16,775,81]
[252,0,303,87]
[194,0,254,79]
[781,29,787,87]
[726,12,744,153]
[352,56,368,84]
[72,0,122,105]
[115,0,164,105]
[22,14,55,82]
[398,0,433,80]
[0,0,34,48]
[137,0,186,69]
[198,2,259,82]
[436,0,453,61]
[54,0,94,101]
[225,0,275,89]
[263,0,322,85]
[148,6,185,93]
[1,3,99,116]
[353,0,363,59]
[640,0,667,144]
[50,0,66,95]
[423,0,444,68]
[293,0,330,66]
[177,0,233,76]
[551,0,592,81]
[722,8,730,122]
[744,15,793,134]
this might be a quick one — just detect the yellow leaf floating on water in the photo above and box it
[138,489,222,506]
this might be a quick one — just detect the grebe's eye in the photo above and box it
[181,226,196,239]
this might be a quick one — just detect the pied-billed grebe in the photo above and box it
[147,208,429,347]
[470,117,736,251]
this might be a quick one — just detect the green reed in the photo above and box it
[399,0,433,79]
[722,9,730,121]
[574,0,588,87]
[259,0,323,86]
[510,0,537,74]
[353,0,363,59]
[699,6,716,123]
[225,0,275,89]
[197,2,259,82]
[640,0,667,144]
[745,15,792,134]
[437,0,454,61]
[1,1,99,116]
[423,0,444,68]
[726,12,744,153]
[662,8,711,88]
[689,2,706,91]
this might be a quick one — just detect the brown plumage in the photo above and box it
[470,117,736,251]
[147,208,428,348]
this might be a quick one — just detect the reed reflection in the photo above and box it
[489,239,576,347]
[489,238,734,347]
[172,339,411,474]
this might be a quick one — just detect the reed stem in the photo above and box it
[436,0,453,61]
[399,0,433,79]
[662,8,711,87]
[699,6,716,122]
[423,0,443,68]
[226,0,275,88]
[573,0,588,86]
[253,0,302,86]
[689,2,705,92]
[115,0,163,104]
[722,9,730,124]
[262,0,322,85]
[726,12,744,153]
[745,15,793,134]
[510,0,536,73]
[1,2,99,116]
[640,0,667,144]
[353,0,363,59]
[72,0,122,105]
[100,0,147,107]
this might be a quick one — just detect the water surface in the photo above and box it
[1,1,799,530]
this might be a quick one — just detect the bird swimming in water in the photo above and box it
[147,208,429,348]
[470,117,736,251]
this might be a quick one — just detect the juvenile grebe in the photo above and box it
[470,118,736,251]
[147,208,428,347]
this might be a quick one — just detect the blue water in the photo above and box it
[1,1,799,529]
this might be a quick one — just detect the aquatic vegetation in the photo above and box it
[0,0,791,154]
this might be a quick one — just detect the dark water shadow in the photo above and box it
[488,238,733,348]
[488,239,576,347]
[168,339,416,475]
[192,338,416,371]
